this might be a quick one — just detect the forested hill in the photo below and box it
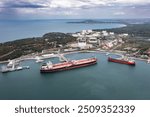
[95,23,150,38]
[0,32,76,61]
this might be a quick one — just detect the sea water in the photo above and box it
[0,19,125,42]
[0,52,150,100]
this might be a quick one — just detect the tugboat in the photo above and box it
[40,57,97,73]
[108,56,135,66]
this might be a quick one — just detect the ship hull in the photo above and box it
[40,58,97,73]
[108,57,135,66]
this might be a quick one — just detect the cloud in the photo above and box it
[0,0,49,19]
[1,0,150,9]
[47,0,150,8]
[114,0,150,4]
[114,12,125,15]
[0,0,150,19]
[0,0,47,8]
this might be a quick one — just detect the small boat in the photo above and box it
[16,66,23,71]
[23,66,30,69]
[108,56,135,65]
[40,57,97,73]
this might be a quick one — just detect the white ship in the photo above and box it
[1,60,29,73]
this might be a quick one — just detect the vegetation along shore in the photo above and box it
[0,23,150,63]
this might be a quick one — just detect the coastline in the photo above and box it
[1,21,150,64]
[0,49,148,65]
[0,19,126,43]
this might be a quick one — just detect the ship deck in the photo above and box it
[41,58,97,70]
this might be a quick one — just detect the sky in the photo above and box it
[0,0,150,19]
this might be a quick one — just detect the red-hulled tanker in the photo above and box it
[108,57,135,66]
[40,58,97,73]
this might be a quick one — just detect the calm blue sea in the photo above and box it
[0,19,125,42]
[0,52,150,100]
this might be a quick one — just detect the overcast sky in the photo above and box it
[0,0,150,19]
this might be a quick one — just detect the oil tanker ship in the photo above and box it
[40,58,97,73]
[108,56,135,65]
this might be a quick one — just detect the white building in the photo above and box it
[87,30,93,33]
[123,33,128,36]
[72,33,79,37]
[109,32,114,35]
[81,30,87,35]
[102,31,108,36]
[69,42,92,49]
[119,33,129,37]
[92,32,100,37]
[77,37,86,42]
[88,37,98,44]
[78,41,87,49]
